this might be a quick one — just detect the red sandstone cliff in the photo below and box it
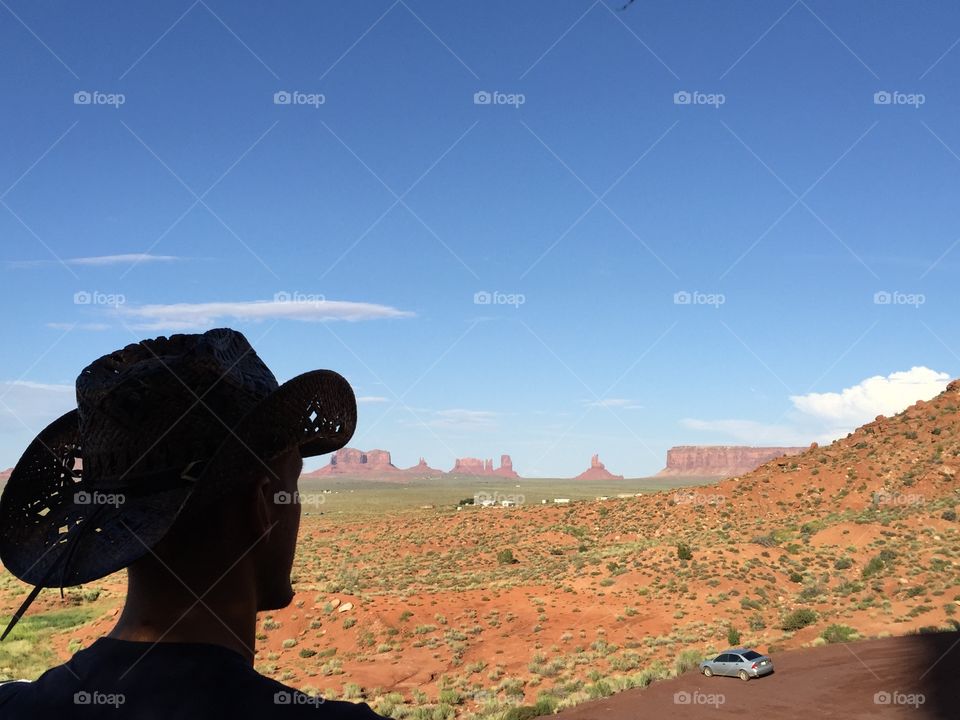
[306,448,400,477]
[574,454,624,480]
[657,445,807,478]
[450,454,519,478]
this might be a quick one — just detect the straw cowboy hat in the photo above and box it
[0,328,357,639]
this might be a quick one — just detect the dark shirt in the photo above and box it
[0,638,386,719]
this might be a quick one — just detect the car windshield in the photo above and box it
[741,651,762,660]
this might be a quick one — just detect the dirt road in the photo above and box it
[543,632,960,719]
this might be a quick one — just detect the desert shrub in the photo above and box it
[299,648,317,659]
[942,509,957,522]
[862,555,885,578]
[497,549,518,565]
[821,625,858,643]
[727,626,742,646]
[788,571,803,583]
[782,608,817,631]
[674,648,703,675]
[834,557,853,570]
[748,613,765,631]
[676,542,693,561]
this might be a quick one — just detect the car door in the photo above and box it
[714,653,732,676]
[728,654,744,675]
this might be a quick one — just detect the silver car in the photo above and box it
[699,648,774,681]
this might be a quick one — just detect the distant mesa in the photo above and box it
[450,454,519,478]
[404,457,444,476]
[574,454,624,480]
[306,447,400,477]
[657,445,807,478]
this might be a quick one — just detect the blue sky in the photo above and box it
[2,1,960,476]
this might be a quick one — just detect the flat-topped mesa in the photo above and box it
[308,447,400,476]
[574,454,624,480]
[657,445,807,478]
[450,454,519,478]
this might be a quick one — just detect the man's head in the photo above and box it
[127,448,305,613]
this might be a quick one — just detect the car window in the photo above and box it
[729,654,743,663]
[716,654,731,662]
[742,650,762,660]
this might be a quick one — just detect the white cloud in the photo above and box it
[790,367,950,426]
[0,381,75,434]
[116,299,415,330]
[587,398,643,409]
[45,322,111,331]
[357,396,389,404]
[415,409,498,432]
[682,367,951,446]
[9,253,180,268]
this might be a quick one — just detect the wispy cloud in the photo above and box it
[115,298,415,331]
[9,253,181,269]
[681,367,951,446]
[0,380,75,434]
[357,396,389,404]
[45,322,111,331]
[586,398,643,409]
[402,408,498,432]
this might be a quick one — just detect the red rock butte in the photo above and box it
[657,445,808,478]
[306,448,400,476]
[574,454,624,480]
[450,454,519,478]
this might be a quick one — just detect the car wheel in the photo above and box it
[703,667,713,677]
[738,670,749,682]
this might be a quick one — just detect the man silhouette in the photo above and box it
[0,329,386,718]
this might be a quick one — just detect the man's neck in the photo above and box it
[108,568,258,664]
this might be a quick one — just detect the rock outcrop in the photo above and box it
[450,454,519,478]
[307,448,400,476]
[403,457,444,476]
[657,445,806,478]
[574,454,624,480]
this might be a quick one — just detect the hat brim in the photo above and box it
[0,369,356,588]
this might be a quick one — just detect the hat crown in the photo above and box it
[76,328,278,489]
